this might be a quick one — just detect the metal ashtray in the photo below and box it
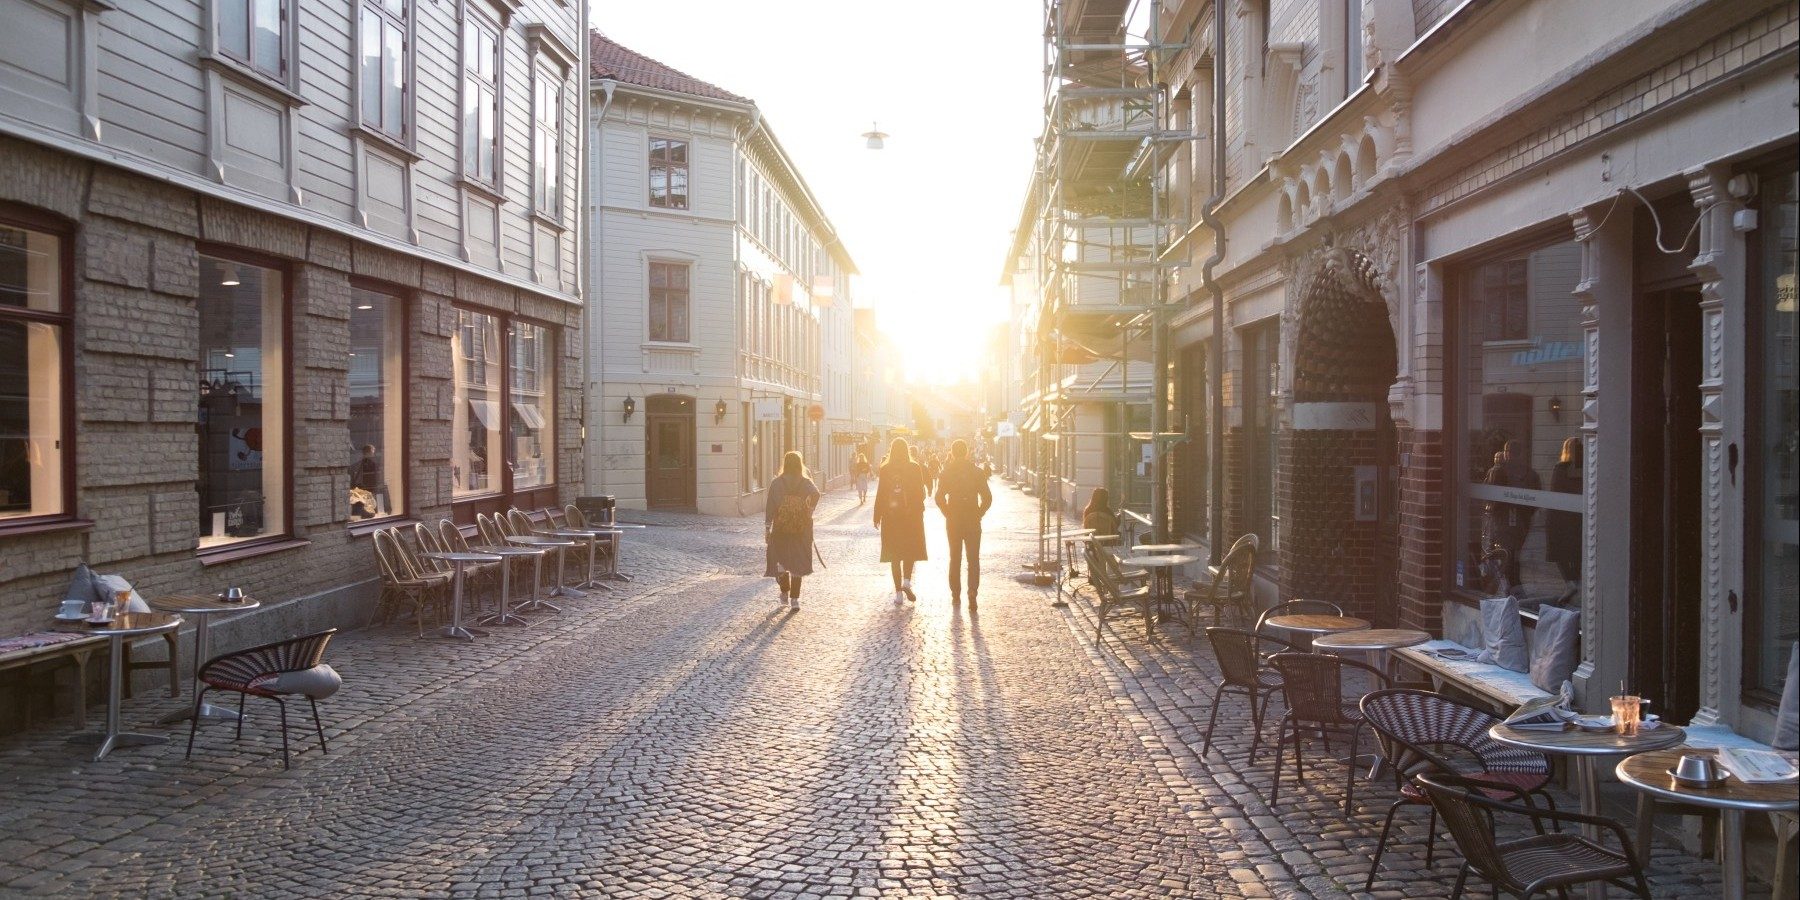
[1668,754,1728,789]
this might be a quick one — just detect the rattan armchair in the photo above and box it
[371,528,448,635]
[1200,627,1295,762]
[1416,772,1651,899]
[1187,533,1258,626]
[1268,651,1389,812]
[185,628,338,770]
[1359,688,1556,891]
[1089,541,1156,641]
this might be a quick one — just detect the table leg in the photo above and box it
[515,555,561,613]
[573,537,609,591]
[439,563,490,640]
[607,534,633,581]
[1721,808,1745,900]
[548,546,579,598]
[157,616,244,724]
[1574,756,1607,899]
[68,635,166,761]
[478,558,529,627]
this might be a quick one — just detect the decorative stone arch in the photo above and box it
[1280,244,1399,620]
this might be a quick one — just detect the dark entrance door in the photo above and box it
[1629,288,1703,723]
[1374,410,1400,626]
[645,395,695,510]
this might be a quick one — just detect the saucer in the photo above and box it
[1667,768,1728,789]
[54,612,88,622]
[84,617,114,627]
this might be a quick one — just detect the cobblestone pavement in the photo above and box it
[0,485,1757,898]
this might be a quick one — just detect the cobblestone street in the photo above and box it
[0,484,1755,898]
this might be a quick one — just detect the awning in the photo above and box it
[512,401,545,431]
[469,399,500,431]
[1021,407,1044,433]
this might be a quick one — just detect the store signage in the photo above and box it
[753,398,785,422]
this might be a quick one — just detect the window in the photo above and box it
[1243,320,1279,553]
[0,218,68,524]
[1343,0,1365,96]
[197,255,286,547]
[1746,161,1798,701]
[359,0,409,140]
[648,261,690,343]
[453,309,504,497]
[534,59,565,216]
[509,322,554,489]
[219,0,286,78]
[1453,240,1584,600]
[347,287,405,523]
[649,138,689,210]
[461,13,501,184]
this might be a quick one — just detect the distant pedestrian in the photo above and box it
[935,440,993,608]
[912,446,934,496]
[765,451,820,610]
[874,437,928,603]
[852,452,873,505]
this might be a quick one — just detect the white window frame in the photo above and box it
[532,55,567,221]
[217,0,289,79]
[460,6,505,188]
[358,0,414,144]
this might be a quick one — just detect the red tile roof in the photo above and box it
[589,32,750,105]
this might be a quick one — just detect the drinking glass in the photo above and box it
[1610,694,1642,735]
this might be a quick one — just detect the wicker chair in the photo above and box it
[185,628,338,770]
[1089,541,1156,640]
[1201,627,1296,762]
[1416,772,1651,899]
[1268,651,1389,812]
[564,504,618,573]
[371,528,447,635]
[1359,688,1557,891]
[1187,533,1259,626]
[478,513,543,593]
[421,520,496,608]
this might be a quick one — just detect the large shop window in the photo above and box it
[452,309,555,499]
[1747,162,1798,702]
[508,322,554,489]
[347,287,405,523]
[1453,239,1584,602]
[198,255,286,547]
[0,220,68,524]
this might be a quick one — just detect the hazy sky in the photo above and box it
[588,1,1043,383]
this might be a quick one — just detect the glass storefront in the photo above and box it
[0,221,65,523]
[1454,239,1584,603]
[1749,163,1799,700]
[347,287,405,522]
[197,255,286,547]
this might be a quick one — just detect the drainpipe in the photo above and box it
[586,77,617,494]
[1203,0,1228,568]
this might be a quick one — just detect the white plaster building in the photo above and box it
[585,34,856,515]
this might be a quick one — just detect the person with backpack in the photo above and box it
[765,451,820,610]
[873,437,928,603]
[934,439,993,609]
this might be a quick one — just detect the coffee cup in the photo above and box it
[59,599,86,618]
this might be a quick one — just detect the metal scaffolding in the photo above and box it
[1022,0,1191,596]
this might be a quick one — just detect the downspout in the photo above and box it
[1203,0,1227,568]
[586,77,617,494]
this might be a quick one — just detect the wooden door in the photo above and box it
[645,396,695,510]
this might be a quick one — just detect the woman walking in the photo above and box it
[873,437,928,603]
[852,452,873,505]
[765,451,820,610]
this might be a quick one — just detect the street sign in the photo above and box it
[753,398,784,421]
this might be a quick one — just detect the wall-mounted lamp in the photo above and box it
[862,122,887,150]
[714,399,729,424]
[1548,395,1564,422]
[623,395,636,423]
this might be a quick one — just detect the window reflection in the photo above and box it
[198,256,285,546]
[347,288,405,521]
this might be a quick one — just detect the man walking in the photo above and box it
[934,439,993,608]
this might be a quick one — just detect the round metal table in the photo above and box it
[1263,614,1371,636]
[423,551,500,640]
[1132,543,1199,554]
[547,527,616,591]
[1312,628,1429,679]
[55,612,182,761]
[1617,747,1798,900]
[470,545,541,627]
[1121,553,1202,638]
[504,536,576,612]
[148,594,262,724]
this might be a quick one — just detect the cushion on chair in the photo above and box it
[253,664,343,699]
[1775,642,1798,751]
[63,564,101,607]
[1529,605,1581,693]
[1477,596,1529,673]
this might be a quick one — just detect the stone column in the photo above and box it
[1683,165,1746,728]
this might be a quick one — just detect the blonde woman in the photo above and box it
[872,437,927,603]
[765,451,820,609]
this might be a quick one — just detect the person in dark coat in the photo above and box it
[765,451,820,609]
[935,439,993,608]
[873,437,928,603]
[1545,436,1583,602]
[1485,438,1541,592]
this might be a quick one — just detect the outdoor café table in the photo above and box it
[1121,552,1202,637]
[505,535,576,612]
[53,612,182,761]
[1058,528,1095,576]
[470,545,540,628]
[1491,721,1686,897]
[546,526,618,592]
[1132,542,1199,554]
[601,522,646,580]
[1264,614,1371,638]
[1311,628,1429,680]
[1616,747,1799,900]
[423,551,499,641]
[148,593,262,724]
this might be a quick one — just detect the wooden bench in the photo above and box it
[1392,638,1554,715]
[0,632,106,727]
